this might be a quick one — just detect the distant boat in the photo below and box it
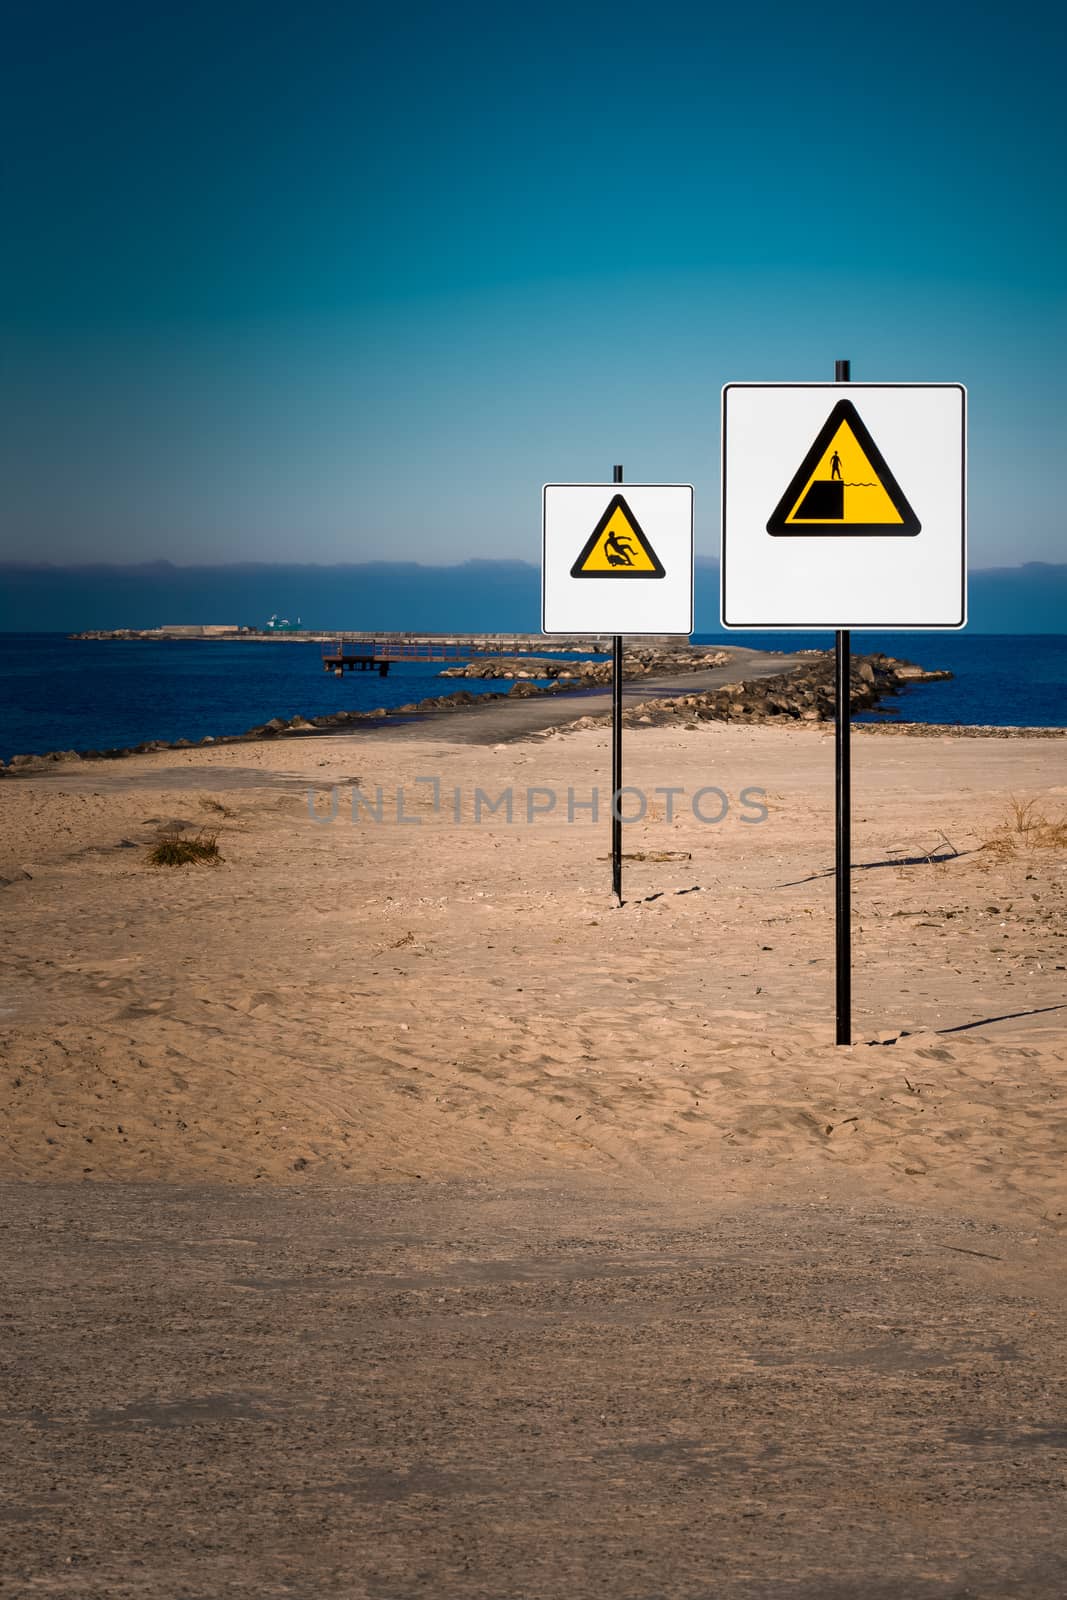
[265,614,303,633]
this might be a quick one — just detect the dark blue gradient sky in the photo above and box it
[2,0,1063,569]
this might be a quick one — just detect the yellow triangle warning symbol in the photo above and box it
[571,494,666,578]
[767,399,920,537]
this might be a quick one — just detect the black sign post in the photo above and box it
[833,359,852,1045]
[611,463,624,904]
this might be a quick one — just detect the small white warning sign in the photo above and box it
[542,483,693,636]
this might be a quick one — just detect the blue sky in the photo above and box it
[2,0,1064,569]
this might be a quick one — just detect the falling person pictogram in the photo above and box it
[603,530,635,567]
[570,494,667,577]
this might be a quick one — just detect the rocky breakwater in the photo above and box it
[0,654,956,775]
[0,695,497,774]
[440,645,733,684]
[550,653,953,734]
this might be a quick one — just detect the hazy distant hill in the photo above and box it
[1,558,1064,634]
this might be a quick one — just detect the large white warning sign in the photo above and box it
[722,384,966,629]
[542,483,694,635]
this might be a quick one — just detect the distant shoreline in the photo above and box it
[68,628,621,649]
[2,556,1065,635]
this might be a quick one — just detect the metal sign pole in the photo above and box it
[611,463,624,904]
[833,359,852,1045]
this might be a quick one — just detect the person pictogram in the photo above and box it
[570,492,667,577]
[604,530,635,567]
[830,449,843,481]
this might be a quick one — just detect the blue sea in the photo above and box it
[0,633,1064,762]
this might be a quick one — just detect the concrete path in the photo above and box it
[3,1179,1063,1598]
[370,645,803,745]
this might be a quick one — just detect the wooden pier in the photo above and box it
[321,641,506,678]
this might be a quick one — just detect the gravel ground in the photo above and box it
[2,1178,1064,1599]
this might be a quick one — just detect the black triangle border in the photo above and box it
[570,493,667,578]
[766,398,921,537]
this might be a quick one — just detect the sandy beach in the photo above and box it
[2,710,1065,1595]
[2,712,1064,1210]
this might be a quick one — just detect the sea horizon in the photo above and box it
[3,557,1066,636]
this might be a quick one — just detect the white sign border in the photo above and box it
[720,382,967,631]
[541,482,695,637]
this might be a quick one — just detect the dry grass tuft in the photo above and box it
[198,795,235,818]
[980,796,1067,859]
[147,830,223,867]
